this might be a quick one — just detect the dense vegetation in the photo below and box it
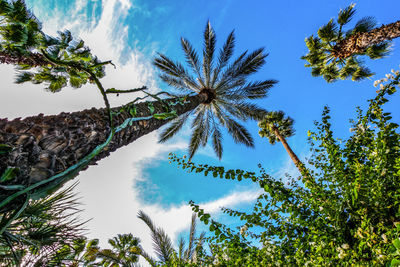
[0,1,399,266]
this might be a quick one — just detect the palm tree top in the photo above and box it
[258,111,295,144]
[301,4,392,82]
[154,21,277,159]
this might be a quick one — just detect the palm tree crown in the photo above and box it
[302,4,393,82]
[258,111,294,144]
[154,21,277,159]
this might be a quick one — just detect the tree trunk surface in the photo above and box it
[272,127,303,172]
[0,94,205,190]
[0,51,51,67]
[332,20,400,59]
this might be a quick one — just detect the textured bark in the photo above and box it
[0,50,52,67]
[332,20,400,59]
[0,94,206,195]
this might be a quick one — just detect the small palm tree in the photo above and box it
[0,183,85,266]
[137,211,205,266]
[258,111,304,173]
[155,21,277,158]
[95,233,141,266]
[47,237,101,266]
[302,4,398,82]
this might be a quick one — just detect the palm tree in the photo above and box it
[95,234,141,266]
[48,237,102,266]
[258,111,304,174]
[1,12,276,210]
[0,183,85,266]
[155,21,276,159]
[137,211,205,266]
[302,4,399,82]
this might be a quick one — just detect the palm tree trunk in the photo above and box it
[0,50,51,67]
[272,126,303,173]
[332,20,400,59]
[0,94,206,199]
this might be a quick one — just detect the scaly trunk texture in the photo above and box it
[272,126,303,173]
[0,50,51,67]
[332,20,400,59]
[0,94,206,200]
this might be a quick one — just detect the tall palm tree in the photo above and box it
[137,211,205,266]
[258,111,304,174]
[1,9,276,210]
[155,21,276,158]
[302,4,398,82]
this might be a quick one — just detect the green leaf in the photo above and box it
[391,259,400,266]
[394,238,400,250]
[0,144,12,154]
[0,167,19,182]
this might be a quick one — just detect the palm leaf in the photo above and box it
[137,210,174,264]
[212,126,223,159]
[337,4,356,26]
[211,30,235,86]
[159,112,191,143]
[226,118,254,147]
[188,121,205,159]
[202,21,216,86]
[352,16,376,34]
[181,37,204,87]
[185,213,197,261]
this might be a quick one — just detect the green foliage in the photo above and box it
[0,183,85,266]
[155,21,277,159]
[137,210,206,266]
[302,4,390,82]
[0,0,42,53]
[171,70,400,265]
[258,111,295,145]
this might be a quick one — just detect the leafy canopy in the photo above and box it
[302,4,390,82]
[258,111,295,144]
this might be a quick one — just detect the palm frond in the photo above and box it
[154,53,199,92]
[337,4,356,26]
[201,108,212,146]
[225,79,277,99]
[221,101,267,121]
[137,210,174,264]
[226,118,254,147]
[212,126,223,159]
[352,16,376,34]
[233,48,267,77]
[188,120,205,159]
[216,50,248,89]
[178,237,185,260]
[181,37,204,87]
[159,112,191,143]
[211,30,235,86]
[318,19,338,42]
[185,213,197,261]
[202,21,216,86]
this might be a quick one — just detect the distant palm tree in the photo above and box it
[137,211,205,266]
[302,4,399,82]
[95,233,141,266]
[258,111,304,174]
[155,21,277,159]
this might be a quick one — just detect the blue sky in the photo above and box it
[1,0,400,263]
